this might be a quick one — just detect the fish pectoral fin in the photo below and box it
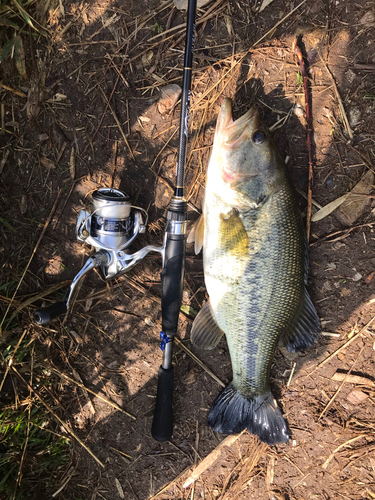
[219,209,249,257]
[187,214,204,255]
[191,301,225,349]
[280,288,321,353]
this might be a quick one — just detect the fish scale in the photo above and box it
[189,98,321,444]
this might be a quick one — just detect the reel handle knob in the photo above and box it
[151,365,174,442]
[34,302,67,325]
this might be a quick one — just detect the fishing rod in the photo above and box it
[151,0,197,442]
[33,0,197,442]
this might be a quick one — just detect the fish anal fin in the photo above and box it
[191,301,224,350]
[187,214,204,255]
[281,288,321,353]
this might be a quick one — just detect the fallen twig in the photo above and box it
[318,345,365,420]
[319,55,353,139]
[175,337,225,387]
[100,87,135,160]
[45,364,136,420]
[12,366,105,468]
[321,434,366,470]
[294,40,313,240]
[183,431,246,488]
[0,190,63,333]
[309,316,375,375]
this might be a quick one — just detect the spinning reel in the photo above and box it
[34,187,164,325]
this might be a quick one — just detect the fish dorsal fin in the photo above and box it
[219,210,249,258]
[280,288,321,353]
[191,301,225,350]
[187,214,205,255]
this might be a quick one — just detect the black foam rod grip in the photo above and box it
[151,366,174,442]
[34,302,67,325]
[161,234,186,336]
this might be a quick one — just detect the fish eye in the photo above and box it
[252,130,266,144]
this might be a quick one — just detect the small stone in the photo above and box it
[157,84,182,115]
[144,317,154,327]
[333,241,346,250]
[322,281,332,293]
[360,10,375,27]
[345,69,356,84]
[325,262,337,271]
[352,272,362,282]
[326,175,334,189]
[141,51,153,67]
[348,107,361,128]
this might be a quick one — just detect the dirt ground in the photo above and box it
[1,0,375,498]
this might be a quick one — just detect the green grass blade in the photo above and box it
[0,38,16,63]
[0,217,15,231]
[12,0,39,32]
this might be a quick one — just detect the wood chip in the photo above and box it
[331,372,375,387]
[183,431,246,488]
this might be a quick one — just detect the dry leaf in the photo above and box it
[40,157,55,169]
[335,171,375,226]
[225,15,233,37]
[85,297,93,312]
[347,389,369,405]
[14,36,26,79]
[141,51,153,67]
[259,0,275,12]
[20,194,27,215]
[115,478,124,499]
[311,193,350,222]
[19,194,27,214]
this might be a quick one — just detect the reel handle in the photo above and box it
[34,301,67,325]
[151,366,174,441]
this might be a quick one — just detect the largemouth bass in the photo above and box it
[188,98,321,444]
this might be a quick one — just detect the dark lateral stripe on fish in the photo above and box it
[208,384,289,445]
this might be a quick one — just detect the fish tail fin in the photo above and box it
[208,384,289,445]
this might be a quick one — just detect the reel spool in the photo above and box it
[77,188,133,251]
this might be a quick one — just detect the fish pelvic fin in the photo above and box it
[208,385,289,445]
[280,287,321,353]
[191,301,225,349]
[187,214,204,255]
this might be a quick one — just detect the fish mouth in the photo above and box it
[216,99,260,184]
[221,168,258,184]
[224,106,259,148]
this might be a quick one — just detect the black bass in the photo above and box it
[188,98,321,444]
